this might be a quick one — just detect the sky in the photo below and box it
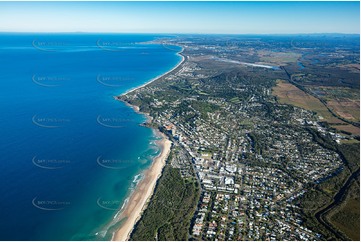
[0,1,359,34]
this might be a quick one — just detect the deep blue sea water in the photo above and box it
[0,33,181,240]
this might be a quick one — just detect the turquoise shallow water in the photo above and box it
[0,33,181,240]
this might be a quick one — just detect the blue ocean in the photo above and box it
[0,33,181,240]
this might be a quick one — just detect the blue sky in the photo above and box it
[0,1,359,34]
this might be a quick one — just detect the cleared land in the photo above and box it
[338,64,360,74]
[331,124,360,136]
[272,80,361,136]
[258,50,301,65]
[272,80,342,124]
[327,99,360,122]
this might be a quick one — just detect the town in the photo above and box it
[123,35,359,241]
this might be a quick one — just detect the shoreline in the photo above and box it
[111,45,185,241]
[112,132,172,241]
[121,46,185,96]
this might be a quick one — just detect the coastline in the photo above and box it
[111,46,185,241]
[112,132,172,241]
[121,46,185,96]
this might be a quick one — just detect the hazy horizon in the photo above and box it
[0,32,360,35]
[0,1,359,34]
